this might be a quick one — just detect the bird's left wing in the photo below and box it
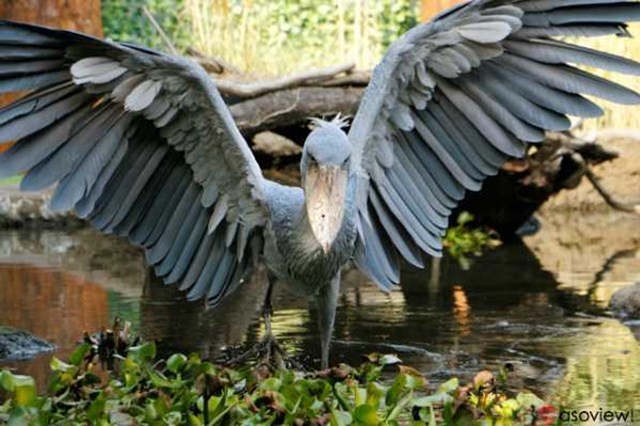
[350,0,640,290]
[0,21,270,306]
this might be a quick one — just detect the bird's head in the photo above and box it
[301,117,352,254]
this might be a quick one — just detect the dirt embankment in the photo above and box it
[524,130,640,307]
[0,186,82,228]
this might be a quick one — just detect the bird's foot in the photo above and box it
[226,333,293,369]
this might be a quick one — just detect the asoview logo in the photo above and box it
[557,408,636,424]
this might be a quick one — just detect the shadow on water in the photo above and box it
[1,213,639,410]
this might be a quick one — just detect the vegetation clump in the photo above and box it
[443,212,501,269]
[1,324,553,425]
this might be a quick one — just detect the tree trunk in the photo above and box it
[0,0,103,152]
[421,0,466,21]
[0,0,102,36]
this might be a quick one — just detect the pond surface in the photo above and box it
[1,210,639,414]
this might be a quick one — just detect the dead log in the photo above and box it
[231,87,364,138]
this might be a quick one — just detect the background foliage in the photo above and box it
[102,1,640,128]
[102,0,192,52]
[103,0,418,74]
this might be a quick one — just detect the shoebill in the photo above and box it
[1,0,640,369]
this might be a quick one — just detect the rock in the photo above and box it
[252,131,301,157]
[0,327,54,361]
[609,283,640,319]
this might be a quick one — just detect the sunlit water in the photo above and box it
[1,211,639,415]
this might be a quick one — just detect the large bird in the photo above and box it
[1,0,640,368]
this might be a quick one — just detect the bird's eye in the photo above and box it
[342,157,349,167]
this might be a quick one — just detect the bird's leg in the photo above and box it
[260,273,283,364]
[316,274,340,370]
[225,273,285,367]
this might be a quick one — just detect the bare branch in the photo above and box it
[142,6,179,56]
[319,71,371,87]
[584,167,640,215]
[216,63,356,99]
[186,48,243,75]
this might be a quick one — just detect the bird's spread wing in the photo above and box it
[349,0,640,290]
[0,21,270,306]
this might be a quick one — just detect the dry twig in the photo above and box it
[584,168,640,215]
[141,6,179,56]
[216,63,356,99]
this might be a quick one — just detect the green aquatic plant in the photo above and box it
[443,212,502,270]
[0,339,550,425]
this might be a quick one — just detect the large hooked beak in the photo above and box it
[305,164,348,254]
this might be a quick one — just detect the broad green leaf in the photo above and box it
[259,377,282,391]
[166,353,187,373]
[437,378,459,394]
[128,342,156,361]
[87,393,106,422]
[330,407,352,426]
[353,404,379,426]
[69,343,91,366]
[148,368,183,389]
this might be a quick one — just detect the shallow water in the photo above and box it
[1,211,639,414]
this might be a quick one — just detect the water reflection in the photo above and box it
[0,263,109,385]
[140,264,268,360]
[0,212,639,411]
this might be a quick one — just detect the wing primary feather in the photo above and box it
[499,53,640,105]
[393,139,456,212]
[484,60,604,118]
[368,186,426,268]
[165,209,209,284]
[453,76,546,142]
[129,163,187,245]
[89,129,157,227]
[186,235,227,300]
[390,143,453,221]
[178,228,216,292]
[103,144,169,232]
[155,191,203,276]
[146,181,200,264]
[112,146,176,236]
[21,103,122,192]
[434,92,507,168]
[414,108,487,180]
[436,77,526,157]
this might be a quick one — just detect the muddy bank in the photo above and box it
[0,186,83,228]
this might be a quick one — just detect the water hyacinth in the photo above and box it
[1,330,550,425]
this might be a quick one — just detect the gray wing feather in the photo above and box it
[0,20,269,307]
[350,0,640,290]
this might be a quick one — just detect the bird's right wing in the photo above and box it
[349,0,640,290]
[0,21,271,307]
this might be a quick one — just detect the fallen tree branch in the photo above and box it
[319,71,371,87]
[186,48,243,75]
[584,167,640,215]
[231,86,363,137]
[217,63,356,99]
